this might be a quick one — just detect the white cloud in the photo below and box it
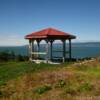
[0,34,28,46]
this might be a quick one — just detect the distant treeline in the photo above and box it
[0,51,29,62]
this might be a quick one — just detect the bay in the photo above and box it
[0,42,100,59]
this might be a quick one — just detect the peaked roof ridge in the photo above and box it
[25,27,76,39]
[43,27,59,35]
[46,27,63,32]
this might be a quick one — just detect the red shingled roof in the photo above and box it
[25,28,76,39]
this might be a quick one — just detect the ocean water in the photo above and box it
[0,46,29,56]
[0,43,100,59]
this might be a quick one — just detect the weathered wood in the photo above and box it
[29,40,32,61]
[36,40,40,59]
[62,40,66,63]
[50,41,53,61]
[28,38,72,63]
[69,39,71,60]
[46,40,49,63]
[25,28,76,63]
[32,52,46,55]
[31,40,34,59]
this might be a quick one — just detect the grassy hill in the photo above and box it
[0,58,100,100]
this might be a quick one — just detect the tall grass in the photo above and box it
[0,59,100,99]
[0,61,64,86]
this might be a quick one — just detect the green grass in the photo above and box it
[0,61,99,86]
[0,62,38,85]
[0,61,67,86]
[0,60,100,99]
[74,64,100,78]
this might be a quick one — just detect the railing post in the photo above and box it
[50,40,54,61]
[29,39,32,61]
[36,40,40,59]
[46,40,49,63]
[32,40,34,60]
[69,39,72,61]
[62,40,66,63]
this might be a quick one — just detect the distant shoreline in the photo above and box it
[0,41,100,47]
[0,42,100,58]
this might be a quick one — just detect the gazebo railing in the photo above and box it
[31,52,47,55]
[31,52,47,60]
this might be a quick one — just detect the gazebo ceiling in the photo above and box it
[25,28,76,40]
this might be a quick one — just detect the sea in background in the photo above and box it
[0,42,100,59]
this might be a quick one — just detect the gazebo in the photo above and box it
[25,28,76,63]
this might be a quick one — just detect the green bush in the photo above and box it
[65,82,93,95]
[16,55,24,61]
[0,51,29,62]
[0,51,10,61]
[55,80,66,88]
[65,86,78,95]
[78,82,93,92]
[15,55,29,62]
[0,91,3,97]
[34,84,52,94]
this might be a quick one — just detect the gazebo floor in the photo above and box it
[32,59,60,64]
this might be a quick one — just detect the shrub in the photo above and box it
[65,86,78,95]
[34,84,52,94]
[16,55,24,61]
[55,80,66,88]
[23,56,29,61]
[0,91,3,97]
[65,82,93,95]
[0,51,10,61]
[0,51,29,62]
[78,82,93,92]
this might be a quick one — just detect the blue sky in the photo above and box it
[0,0,100,46]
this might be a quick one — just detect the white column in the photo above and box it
[32,40,34,60]
[36,40,40,59]
[69,39,72,60]
[62,40,66,63]
[29,39,32,61]
[46,40,49,63]
[50,40,53,61]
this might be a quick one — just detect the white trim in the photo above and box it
[32,60,60,64]
[31,52,47,55]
